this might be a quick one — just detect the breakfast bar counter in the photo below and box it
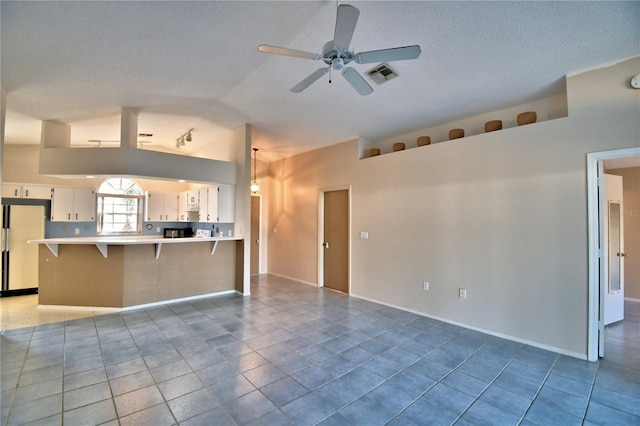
[30,236,244,309]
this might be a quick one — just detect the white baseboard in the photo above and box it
[122,290,237,311]
[39,289,238,313]
[266,271,318,288]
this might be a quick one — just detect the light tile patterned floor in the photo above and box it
[0,295,110,330]
[1,274,639,425]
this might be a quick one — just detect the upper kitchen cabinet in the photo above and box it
[51,187,95,222]
[2,183,22,199]
[198,186,219,223]
[198,184,235,223]
[145,192,179,222]
[23,185,54,200]
[1,183,52,200]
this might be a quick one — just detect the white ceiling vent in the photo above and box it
[366,63,398,85]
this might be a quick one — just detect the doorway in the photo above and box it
[319,188,350,293]
[587,147,640,360]
[250,195,260,275]
[602,174,625,325]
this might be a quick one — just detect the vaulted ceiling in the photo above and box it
[2,1,638,160]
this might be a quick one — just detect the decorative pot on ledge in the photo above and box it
[484,120,502,132]
[369,148,381,157]
[417,136,431,146]
[517,111,537,126]
[449,128,464,140]
[393,142,406,152]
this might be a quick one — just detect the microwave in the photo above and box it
[163,228,193,238]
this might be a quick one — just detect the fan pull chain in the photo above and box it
[329,67,332,84]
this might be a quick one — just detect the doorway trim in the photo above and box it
[317,185,352,293]
[587,146,640,361]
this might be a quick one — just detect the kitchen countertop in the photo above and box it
[30,235,242,245]
[29,235,243,259]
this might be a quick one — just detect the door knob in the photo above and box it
[322,242,329,248]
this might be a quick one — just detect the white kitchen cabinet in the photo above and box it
[23,185,53,200]
[2,183,23,198]
[198,186,219,223]
[197,185,235,223]
[73,188,96,221]
[164,193,179,221]
[51,187,95,222]
[179,192,189,221]
[145,192,179,222]
[217,184,235,223]
[145,191,164,221]
[1,183,52,200]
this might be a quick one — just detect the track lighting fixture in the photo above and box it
[175,128,194,149]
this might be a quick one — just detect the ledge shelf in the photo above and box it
[31,236,239,259]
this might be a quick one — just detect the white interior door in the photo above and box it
[602,173,624,325]
[9,205,45,290]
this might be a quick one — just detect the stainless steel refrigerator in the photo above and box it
[1,204,45,297]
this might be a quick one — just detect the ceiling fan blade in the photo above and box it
[342,67,373,96]
[290,68,330,93]
[354,45,422,64]
[258,44,321,60]
[333,4,359,51]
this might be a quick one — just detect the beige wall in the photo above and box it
[267,57,640,358]
[607,167,640,300]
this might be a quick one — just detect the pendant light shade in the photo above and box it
[250,147,260,193]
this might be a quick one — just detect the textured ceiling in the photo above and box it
[2,1,638,160]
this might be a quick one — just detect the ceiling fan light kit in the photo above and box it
[257,4,421,95]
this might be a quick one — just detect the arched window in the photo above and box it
[97,178,144,234]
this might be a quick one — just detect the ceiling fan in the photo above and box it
[258,3,421,95]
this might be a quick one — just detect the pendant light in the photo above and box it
[250,147,260,193]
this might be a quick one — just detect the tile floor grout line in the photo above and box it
[1,327,33,426]
[512,347,560,425]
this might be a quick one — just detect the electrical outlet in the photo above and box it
[423,281,429,291]
[360,231,369,239]
[74,228,80,235]
[459,288,467,299]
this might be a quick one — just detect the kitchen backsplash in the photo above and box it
[45,220,235,238]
